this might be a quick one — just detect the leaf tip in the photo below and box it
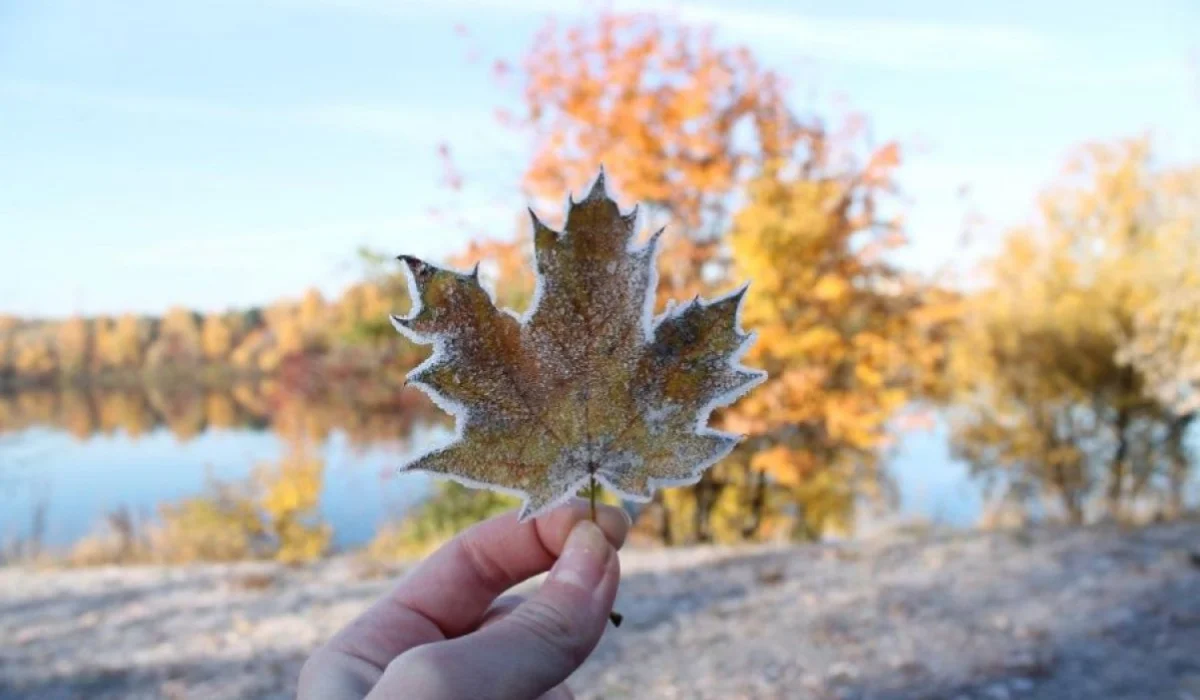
[712,283,750,315]
[585,166,608,201]
[621,203,640,229]
[398,255,436,285]
[529,207,557,235]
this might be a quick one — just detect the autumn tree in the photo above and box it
[434,9,953,542]
[947,138,1199,523]
[145,306,203,371]
[95,313,147,370]
[229,329,269,371]
[91,317,117,371]
[53,316,92,377]
[332,248,426,382]
[259,451,331,562]
[251,302,301,372]
[481,12,806,310]
[1118,244,1200,515]
[726,148,950,539]
[0,317,16,377]
[201,314,235,362]
[516,14,797,223]
[298,287,331,352]
[161,307,200,345]
[14,335,56,378]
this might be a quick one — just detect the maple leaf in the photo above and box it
[391,171,766,521]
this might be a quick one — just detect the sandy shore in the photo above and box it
[2,522,1198,699]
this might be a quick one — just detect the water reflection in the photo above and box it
[3,385,1190,560]
[0,383,450,554]
[0,382,447,447]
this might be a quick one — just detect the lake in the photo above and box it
[0,384,986,553]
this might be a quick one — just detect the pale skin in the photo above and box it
[298,500,630,699]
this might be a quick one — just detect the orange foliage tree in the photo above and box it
[510,13,803,305]
[439,10,952,542]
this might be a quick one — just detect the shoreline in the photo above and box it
[2,521,1198,699]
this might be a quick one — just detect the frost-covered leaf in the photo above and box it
[391,171,766,520]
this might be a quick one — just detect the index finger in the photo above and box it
[327,499,629,669]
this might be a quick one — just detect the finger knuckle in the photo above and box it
[482,594,527,624]
[492,593,529,612]
[386,644,445,680]
[457,535,516,591]
[393,643,445,669]
[381,645,461,695]
[509,600,587,666]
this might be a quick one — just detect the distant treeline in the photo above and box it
[0,254,424,390]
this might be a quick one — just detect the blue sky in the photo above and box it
[1,0,1197,318]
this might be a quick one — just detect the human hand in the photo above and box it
[298,500,629,699]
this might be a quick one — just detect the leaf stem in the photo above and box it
[589,474,598,523]
[589,473,623,628]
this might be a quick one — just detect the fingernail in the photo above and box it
[549,520,611,593]
[594,506,632,548]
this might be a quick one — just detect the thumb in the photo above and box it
[368,520,620,699]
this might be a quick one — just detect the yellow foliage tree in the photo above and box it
[151,445,330,564]
[146,306,202,370]
[947,137,1199,523]
[201,314,235,362]
[55,316,91,376]
[0,317,18,375]
[154,475,266,563]
[728,157,946,538]
[14,336,56,377]
[0,334,12,375]
[109,313,146,368]
[256,444,332,564]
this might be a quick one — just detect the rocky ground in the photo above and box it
[1,521,1198,699]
